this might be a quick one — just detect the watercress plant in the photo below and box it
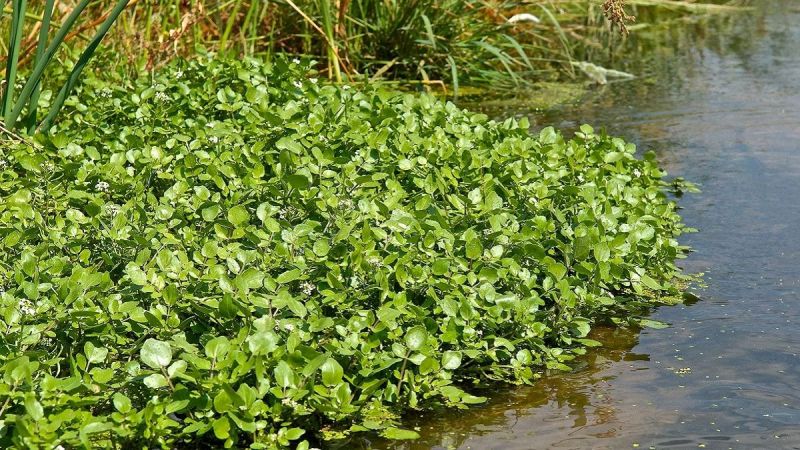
[0,56,689,448]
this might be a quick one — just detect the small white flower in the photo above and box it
[293,81,303,89]
[278,206,297,220]
[99,87,113,98]
[507,13,541,24]
[155,91,169,102]
[43,162,54,172]
[105,204,121,217]
[367,256,383,267]
[284,323,296,332]
[483,228,492,236]
[0,158,7,169]
[339,199,353,210]
[95,181,110,192]
[53,445,65,450]
[292,58,301,65]
[342,85,351,90]
[300,281,315,296]
[577,174,584,182]
[633,169,642,177]
[208,136,219,144]
[175,70,184,79]
[310,78,318,84]
[19,299,35,315]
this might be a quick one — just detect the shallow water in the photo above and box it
[367,2,800,449]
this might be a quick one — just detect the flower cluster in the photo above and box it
[19,299,35,316]
[300,281,315,296]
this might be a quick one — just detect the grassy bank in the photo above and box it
[0,55,690,449]
[2,0,751,96]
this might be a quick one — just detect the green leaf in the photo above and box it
[442,351,462,370]
[113,393,132,413]
[205,336,231,360]
[405,326,428,351]
[383,427,420,440]
[144,373,169,388]
[248,330,280,355]
[277,269,301,283]
[213,416,231,439]
[641,274,662,290]
[202,205,221,222]
[287,174,310,189]
[284,428,305,440]
[594,242,610,262]
[548,262,567,280]
[320,357,344,386]
[140,339,172,369]
[312,239,330,257]
[275,361,295,388]
[466,238,483,259]
[228,205,250,226]
[640,319,670,329]
[24,394,44,421]
[432,259,450,275]
[84,342,108,364]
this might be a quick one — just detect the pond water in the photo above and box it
[365,1,800,448]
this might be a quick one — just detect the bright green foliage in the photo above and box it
[0,57,689,448]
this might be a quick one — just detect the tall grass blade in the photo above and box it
[2,0,27,125]
[40,0,130,132]
[24,0,55,134]
[538,4,575,77]
[219,0,244,53]
[447,55,459,100]
[8,0,92,130]
[475,41,520,86]
[503,34,533,70]
[421,14,436,50]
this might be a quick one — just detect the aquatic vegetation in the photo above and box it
[0,56,689,448]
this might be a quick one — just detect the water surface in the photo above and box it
[378,2,800,448]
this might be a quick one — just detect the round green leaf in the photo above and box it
[140,339,172,369]
[404,326,428,351]
[442,351,462,370]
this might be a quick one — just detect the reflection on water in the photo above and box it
[362,1,800,448]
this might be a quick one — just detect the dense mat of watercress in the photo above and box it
[0,57,689,448]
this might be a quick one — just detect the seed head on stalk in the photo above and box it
[603,0,636,34]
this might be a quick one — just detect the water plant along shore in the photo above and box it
[0,56,691,448]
